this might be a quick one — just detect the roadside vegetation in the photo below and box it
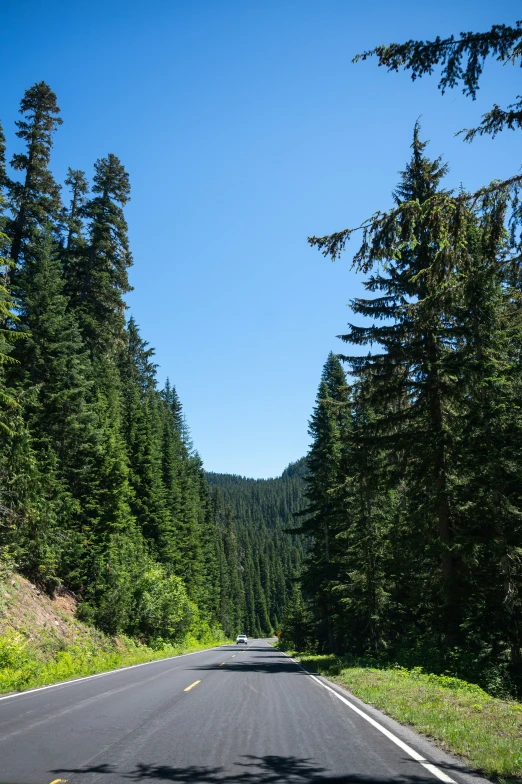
[0,571,227,695]
[291,651,522,779]
[0,628,226,695]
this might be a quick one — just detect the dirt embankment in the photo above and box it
[0,573,80,645]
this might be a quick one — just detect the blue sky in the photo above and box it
[4,0,521,477]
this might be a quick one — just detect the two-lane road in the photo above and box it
[0,640,481,783]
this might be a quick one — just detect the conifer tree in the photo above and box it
[119,318,168,548]
[8,225,99,579]
[85,363,135,552]
[157,379,185,564]
[0,121,8,191]
[163,378,184,432]
[0,128,21,435]
[332,391,396,654]
[71,154,133,355]
[63,169,89,250]
[194,467,222,622]
[14,227,94,466]
[177,453,206,600]
[309,125,522,659]
[61,168,89,292]
[354,20,522,140]
[342,129,464,644]
[221,502,245,633]
[296,353,349,652]
[7,82,62,269]
[451,221,522,674]
[0,241,19,435]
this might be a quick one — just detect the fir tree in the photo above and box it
[13,227,94,468]
[72,154,133,355]
[119,318,168,549]
[346,129,464,644]
[451,221,522,675]
[0,164,23,435]
[8,82,62,268]
[0,249,20,435]
[310,123,522,678]
[295,353,349,652]
[63,168,89,251]
[61,168,89,293]
[333,392,395,654]
[354,20,522,140]
[0,120,8,191]
[9,225,98,580]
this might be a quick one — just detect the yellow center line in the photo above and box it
[49,779,67,784]
[184,680,201,692]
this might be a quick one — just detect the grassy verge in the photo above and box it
[0,628,228,694]
[292,653,522,780]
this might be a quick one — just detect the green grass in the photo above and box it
[294,654,522,780]
[0,628,228,694]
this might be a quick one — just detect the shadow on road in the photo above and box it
[190,648,316,675]
[222,646,279,653]
[189,660,314,674]
[51,755,459,783]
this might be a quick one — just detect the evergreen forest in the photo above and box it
[0,81,304,645]
[288,19,522,698]
[206,461,307,637]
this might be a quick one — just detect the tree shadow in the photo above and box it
[189,648,314,675]
[52,755,446,783]
[189,660,316,675]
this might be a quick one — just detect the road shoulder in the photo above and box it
[284,651,495,784]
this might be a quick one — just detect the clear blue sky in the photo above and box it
[4,0,521,477]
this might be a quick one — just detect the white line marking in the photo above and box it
[0,646,226,702]
[282,653,457,784]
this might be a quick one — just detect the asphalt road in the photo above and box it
[0,640,485,784]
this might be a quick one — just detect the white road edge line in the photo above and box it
[0,645,227,702]
[282,652,457,784]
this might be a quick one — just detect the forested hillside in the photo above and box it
[0,82,252,644]
[206,460,307,637]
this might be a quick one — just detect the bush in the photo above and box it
[134,565,193,641]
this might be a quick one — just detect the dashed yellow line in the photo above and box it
[219,661,226,666]
[184,680,201,692]
[49,779,67,784]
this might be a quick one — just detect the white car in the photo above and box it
[236,634,248,645]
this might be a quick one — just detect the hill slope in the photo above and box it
[0,572,226,694]
[206,459,307,636]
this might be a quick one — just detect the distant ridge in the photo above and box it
[205,459,307,636]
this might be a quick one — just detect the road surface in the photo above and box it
[0,640,483,784]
